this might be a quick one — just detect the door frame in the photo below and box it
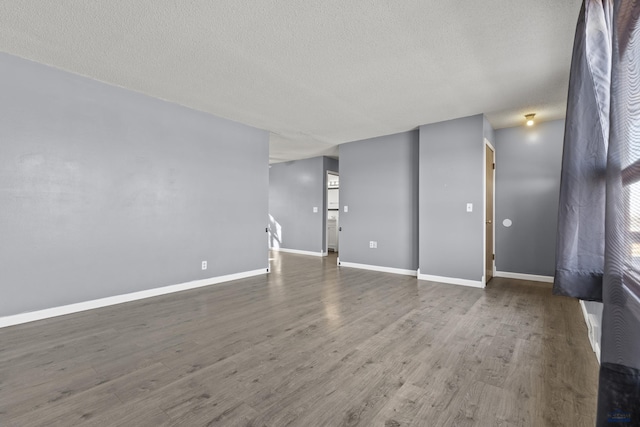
[483,138,496,286]
[325,170,339,256]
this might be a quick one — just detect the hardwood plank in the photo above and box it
[0,252,598,426]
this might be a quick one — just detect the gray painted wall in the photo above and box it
[339,131,419,271]
[269,157,327,253]
[494,120,564,276]
[0,53,269,317]
[483,115,496,144]
[419,115,485,281]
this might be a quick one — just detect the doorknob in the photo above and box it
[486,220,492,224]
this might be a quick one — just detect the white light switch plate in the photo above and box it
[313,207,318,213]
[466,203,473,212]
[344,206,348,212]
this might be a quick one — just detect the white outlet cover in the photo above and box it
[344,206,348,212]
[466,203,473,212]
[313,207,318,213]
[202,261,207,270]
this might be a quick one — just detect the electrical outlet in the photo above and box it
[369,241,377,249]
[202,261,207,270]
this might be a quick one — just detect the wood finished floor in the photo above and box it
[0,252,598,427]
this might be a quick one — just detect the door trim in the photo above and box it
[483,138,496,286]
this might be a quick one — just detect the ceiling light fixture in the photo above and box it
[525,113,536,126]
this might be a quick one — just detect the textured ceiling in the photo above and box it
[0,1,581,163]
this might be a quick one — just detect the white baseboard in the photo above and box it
[417,272,484,289]
[579,300,590,325]
[494,271,554,283]
[580,300,602,364]
[339,261,417,277]
[0,268,268,329]
[270,247,324,257]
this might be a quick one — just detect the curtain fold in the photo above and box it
[558,1,640,425]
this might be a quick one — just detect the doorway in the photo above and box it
[327,172,339,254]
[484,140,495,284]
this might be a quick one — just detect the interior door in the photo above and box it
[485,144,495,282]
[327,173,339,253]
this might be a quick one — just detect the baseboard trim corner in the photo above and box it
[339,261,417,277]
[494,271,554,283]
[0,268,267,329]
[270,247,325,257]
[417,273,484,289]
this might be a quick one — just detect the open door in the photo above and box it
[485,143,495,283]
[326,172,339,254]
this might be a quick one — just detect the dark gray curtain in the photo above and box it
[554,0,610,302]
[557,1,640,425]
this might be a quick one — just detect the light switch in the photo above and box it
[466,203,473,212]
[344,206,349,212]
[313,207,318,213]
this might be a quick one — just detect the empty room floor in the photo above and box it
[0,252,598,426]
